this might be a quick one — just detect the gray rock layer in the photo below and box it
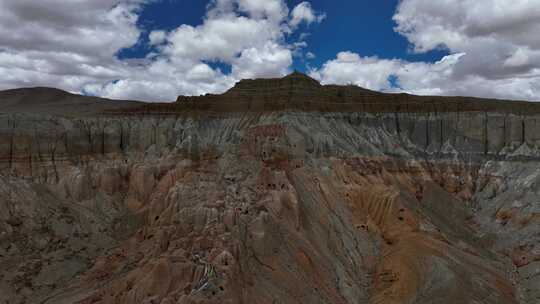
[0,110,538,304]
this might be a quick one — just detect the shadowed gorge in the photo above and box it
[0,73,539,304]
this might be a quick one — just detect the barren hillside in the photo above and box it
[0,74,538,303]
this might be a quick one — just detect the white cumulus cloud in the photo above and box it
[289,2,326,28]
[0,0,324,101]
[311,0,540,101]
[2,0,540,102]
[0,0,143,93]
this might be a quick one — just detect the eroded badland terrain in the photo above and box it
[0,73,539,303]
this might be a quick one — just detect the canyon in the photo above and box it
[0,73,539,304]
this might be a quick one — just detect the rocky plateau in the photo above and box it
[0,73,539,304]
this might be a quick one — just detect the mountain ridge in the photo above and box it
[173,72,540,114]
[2,73,539,117]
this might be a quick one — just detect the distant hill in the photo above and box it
[0,87,142,116]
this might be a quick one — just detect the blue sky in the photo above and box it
[1,0,540,102]
[120,0,448,71]
[296,1,450,66]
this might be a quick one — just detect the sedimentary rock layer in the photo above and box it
[1,75,539,303]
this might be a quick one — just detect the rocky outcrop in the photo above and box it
[0,76,539,303]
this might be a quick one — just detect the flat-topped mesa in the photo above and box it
[175,71,382,105]
[224,71,323,99]
[159,71,540,114]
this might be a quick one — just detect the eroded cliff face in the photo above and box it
[1,75,540,304]
[0,109,538,304]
